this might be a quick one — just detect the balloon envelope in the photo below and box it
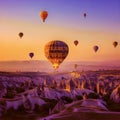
[44,40,69,70]
[93,45,99,52]
[74,64,77,69]
[19,32,23,38]
[113,41,118,48]
[74,40,79,46]
[29,52,34,58]
[40,10,48,22]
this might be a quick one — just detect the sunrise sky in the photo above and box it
[0,0,120,62]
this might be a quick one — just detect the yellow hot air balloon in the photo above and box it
[74,64,77,69]
[44,40,69,70]
[40,10,48,22]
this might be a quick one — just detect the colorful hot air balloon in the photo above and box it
[74,40,79,46]
[93,45,99,52]
[19,32,23,38]
[40,10,48,22]
[29,52,34,59]
[44,40,69,70]
[113,41,118,48]
[83,13,87,18]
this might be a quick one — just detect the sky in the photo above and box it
[0,0,120,62]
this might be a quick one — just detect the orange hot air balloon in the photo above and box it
[18,32,24,38]
[93,45,99,52]
[83,13,87,18]
[74,40,79,46]
[44,40,69,70]
[40,10,48,22]
[113,41,118,48]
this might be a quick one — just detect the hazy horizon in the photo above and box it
[0,60,120,72]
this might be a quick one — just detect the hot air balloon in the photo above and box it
[93,45,99,52]
[40,10,48,22]
[74,40,79,46]
[44,40,69,70]
[29,52,34,59]
[113,41,118,48]
[19,32,23,38]
[83,13,87,18]
[74,64,77,69]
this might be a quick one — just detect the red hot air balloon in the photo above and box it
[74,40,79,46]
[93,45,99,52]
[29,52,34,59]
